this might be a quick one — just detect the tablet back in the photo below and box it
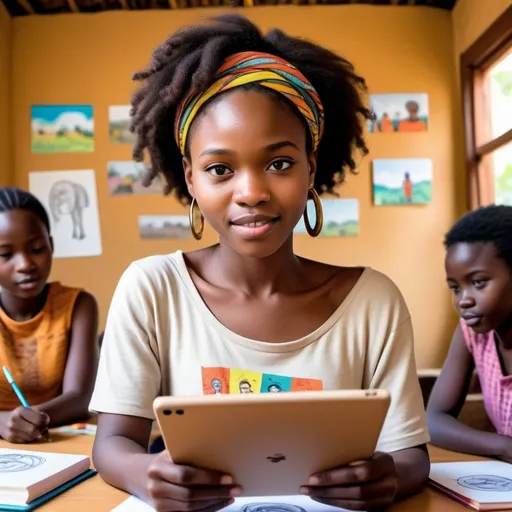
[153,389,390,496]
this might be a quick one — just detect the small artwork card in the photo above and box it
[372,158,433,206]
[108,161,163,196]
[295,199,359,237]
[368,93,428,133]
[108,105,136,144]
[138,215,190,239]
[31,105,94,153]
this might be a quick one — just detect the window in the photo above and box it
[461,6,512,209]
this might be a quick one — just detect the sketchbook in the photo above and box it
[429,460,512,510]
[0,447,96,510]
[111,495,351,512]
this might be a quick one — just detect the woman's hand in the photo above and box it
[300,452,398,511]
[0,407,50,443]
[146,450,242,512]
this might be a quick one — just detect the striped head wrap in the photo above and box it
[174,51,325,155]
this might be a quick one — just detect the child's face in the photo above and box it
[445,242,512,334]
[0,209,53,299]
[183,89,316,259]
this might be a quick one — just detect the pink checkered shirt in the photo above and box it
[460,320,512,436]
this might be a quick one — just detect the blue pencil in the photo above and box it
[2,366,52,442]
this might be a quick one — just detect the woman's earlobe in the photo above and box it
[183,157,194,196]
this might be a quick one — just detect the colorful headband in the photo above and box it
[174,51,325,155]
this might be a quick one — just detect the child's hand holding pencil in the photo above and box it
[0,366,52,444]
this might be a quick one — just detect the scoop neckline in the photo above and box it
[170,250,371,353]
[0,282,56,326]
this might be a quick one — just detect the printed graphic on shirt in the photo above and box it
[201,366,323,395]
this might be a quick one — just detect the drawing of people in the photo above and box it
[210,378,223,394]
[402,172,413,203]
[398,101,427,132]
[268,383,282,393]
[239,380,253,394]
[241,503,307,512]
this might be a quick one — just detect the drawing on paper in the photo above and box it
[108,161,162,196]
[29,170,102,259]
[457,475,512,492]
[49,181,90,240]
[108,105,135,144]
[0,454,45,472]
[241,504,307,512]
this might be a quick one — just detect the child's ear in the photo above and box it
[49,236,54,253]
[183,157,194,198]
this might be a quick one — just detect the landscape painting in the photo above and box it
[107,161,163,196]
[108,105,135,144]
[372,158,433,205]
[368,93,429,133]
[295,198,359,237]
[139,215,190,239]
[31,105,94,153]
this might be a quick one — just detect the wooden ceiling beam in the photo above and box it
[66,0,79,11]
[16,0,35,14]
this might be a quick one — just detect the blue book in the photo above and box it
[0,448,96,510]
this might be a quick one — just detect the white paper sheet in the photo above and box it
[430,461,512,505]
[111,495,351,512]
[29,170,102,259]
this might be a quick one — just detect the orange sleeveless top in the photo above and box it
[0,282,81,411]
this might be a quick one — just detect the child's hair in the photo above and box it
[0,187,51,234]
[444,204,512,268]
[129,14,374,205]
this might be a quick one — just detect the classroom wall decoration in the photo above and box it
[29,170,103,258]
[368,93,428,133]
[31,105,94,153]
[107,161,163,196]
[108,105,135,144]
[372,158,433,206]
[295,199,359,237]
[138,215,190,239]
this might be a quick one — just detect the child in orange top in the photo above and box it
[0,187,99,443]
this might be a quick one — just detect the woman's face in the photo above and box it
[183,89,316,259]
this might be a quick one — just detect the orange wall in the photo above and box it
[0,1,12,186]
[12,5,461,368]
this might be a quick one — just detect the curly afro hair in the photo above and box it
[129,14,374,206]
[444,204,512,268]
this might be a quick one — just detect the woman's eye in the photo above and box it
[207,166,232,177]
[268,160,292,172]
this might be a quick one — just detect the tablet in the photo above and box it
[153,389,391,496]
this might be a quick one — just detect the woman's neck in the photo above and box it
[0,286,49,322]
[496,319,512,349]
[206,238,304,297]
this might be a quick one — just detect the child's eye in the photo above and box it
[268,160,292,172]
[31,246,46,254]
[449,285,460,294]
[473,279,487,289]
[207,165,233,177]
[0,253,11,260]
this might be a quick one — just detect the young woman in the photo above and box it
[427,205,512,461]
[0,187,99,443]
[90,14,430,511]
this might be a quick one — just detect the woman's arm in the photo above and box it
[426,325,511,460]
[34,291,99,427]
[92,413,156,499]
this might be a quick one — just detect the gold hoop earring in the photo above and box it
[303,188,323,237]
[189,197,204,241]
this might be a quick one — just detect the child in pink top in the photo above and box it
[427,205,512,461]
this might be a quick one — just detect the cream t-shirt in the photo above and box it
[90,251,429,453]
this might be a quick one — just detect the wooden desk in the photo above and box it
[0,434,507,511]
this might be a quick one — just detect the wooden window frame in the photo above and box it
[461,6,512,210]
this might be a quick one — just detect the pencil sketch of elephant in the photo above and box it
[48,180,89,240]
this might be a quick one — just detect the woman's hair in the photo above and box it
[130,14,374,205]
[0,187,51,233]
[444,204,512,268]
